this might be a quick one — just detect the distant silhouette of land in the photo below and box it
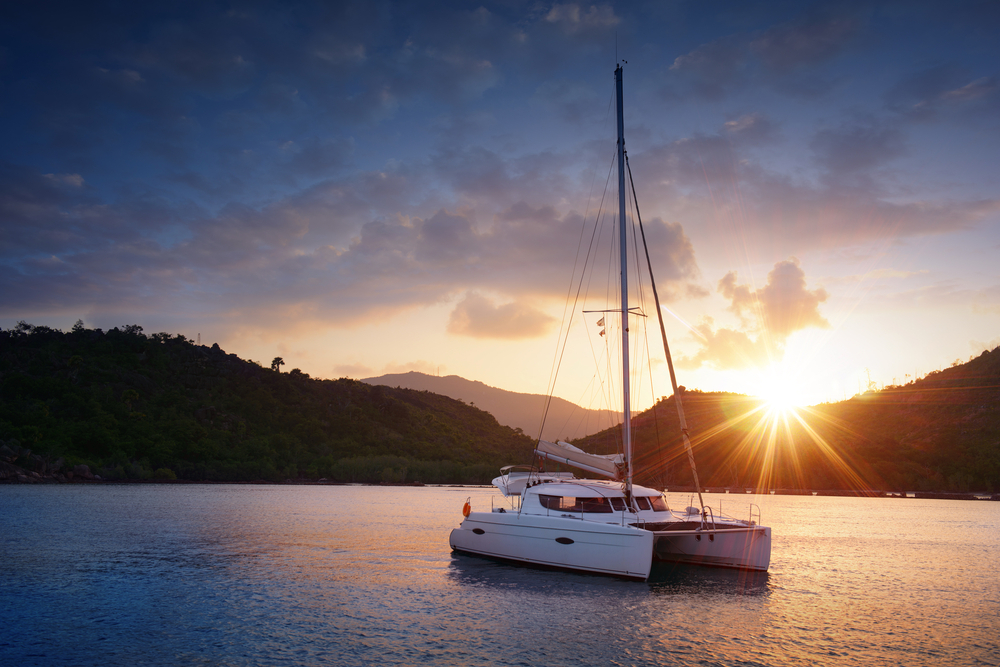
[2,322,997,493]
[361,371,613,440]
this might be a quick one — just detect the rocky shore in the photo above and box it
[0,441,100,484]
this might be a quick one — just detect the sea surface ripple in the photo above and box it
[2,485,998,666]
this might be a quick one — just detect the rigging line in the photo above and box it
[539,150,617,442]
[626,153,705,513]
[537,85,619,444]
[618,150,667,486]
[626,189,668,490]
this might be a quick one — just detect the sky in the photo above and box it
[2,0,999,410]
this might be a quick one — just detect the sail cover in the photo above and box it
[534,440,623,479]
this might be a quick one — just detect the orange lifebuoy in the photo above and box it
[462,500,471,517]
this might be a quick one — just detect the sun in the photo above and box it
[754,366,809,413]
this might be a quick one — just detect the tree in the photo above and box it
[271,357,285,372]
[122,389,140,411]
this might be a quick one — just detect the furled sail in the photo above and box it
[534,439,623,479]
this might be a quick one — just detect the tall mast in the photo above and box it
[615,64,633,503]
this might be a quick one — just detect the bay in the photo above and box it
[1,485,998,666]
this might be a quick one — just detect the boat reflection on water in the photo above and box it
[647,561,771,596]
[447,551,771,598]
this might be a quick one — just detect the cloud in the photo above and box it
[43,173,86,188]
[665,10,862,101]
[724,258,829,337]
[447,292,555,339]
[633,130,1000,253]
[668,34,749,101]
[677,319,769,371]
[722,113,777,145]
[886,65,1000,121]
[750,14,861,72]
[680,258,829,370]
[545,4,620,34]
[532,79,602,123]
[810,118,907,176]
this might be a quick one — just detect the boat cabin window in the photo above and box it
[609,497,627,511]
[538,494,613,514]
[635,497,652,511]
[650,495,669,512]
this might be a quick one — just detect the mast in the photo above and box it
[615,64,633,503]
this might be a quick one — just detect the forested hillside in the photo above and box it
[573,347,1000,494]
[0,322,534,483]
[3,321,997,493]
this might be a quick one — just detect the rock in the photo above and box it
[73,464,94,480]
[29,454,46,474]
[0,444,15,462]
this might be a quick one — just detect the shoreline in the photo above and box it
[2,462,996,500]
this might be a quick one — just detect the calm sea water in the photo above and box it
[1,484,998,666]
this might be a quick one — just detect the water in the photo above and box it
[2,485,998,666]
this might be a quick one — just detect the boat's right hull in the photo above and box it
[450,511,654,580]
[651,526,771,571]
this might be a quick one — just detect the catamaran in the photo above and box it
[449,65,771,580]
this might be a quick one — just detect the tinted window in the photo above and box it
[580,497,613,513]
[635,497,652,511]
[650,496,669,512]
[538,494,563,510]
[538,495,613,513]
[610,497,627,511]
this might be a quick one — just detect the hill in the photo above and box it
[361,371,612,440]
[571,347,1000,494]
[3,320,997,493]
[0,322,534,484]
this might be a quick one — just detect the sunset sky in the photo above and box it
[3,1,999,409]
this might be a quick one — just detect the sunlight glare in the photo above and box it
[756,364,809,412]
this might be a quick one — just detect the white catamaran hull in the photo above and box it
[651,527,771,571]
[450,511,654,580]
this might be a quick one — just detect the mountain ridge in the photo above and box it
[360,371,612,440]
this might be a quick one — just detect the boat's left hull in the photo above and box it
[449,511,654,580]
